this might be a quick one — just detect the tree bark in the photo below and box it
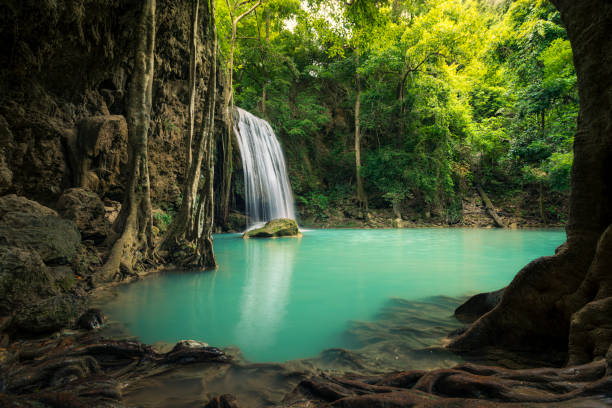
[158,0,218,270]
[185,0,200,174]
[476,185,505,228]
[193,0,218,269]
[354,52,367,210]
[449,0,612,365]
[102,0,156,280]
[157,0,206,255]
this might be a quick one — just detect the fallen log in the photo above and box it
[476,185,506,228]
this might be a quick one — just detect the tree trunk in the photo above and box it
[101,0,156,280]
[193,0,218,269]
[449,0,612,366]
[158,0,217,270]
[185,0,200,174]
[158,0,206,255]
[355,53,367,210]
[476,185,505,228]
[538,181,545,223]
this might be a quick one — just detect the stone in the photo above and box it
[0,245,57,315]
[165,340,229,364]
[57,188,108,243]
[13,295,87,334]
[203,394,240,408]
[242,218,300,239]
[0,212,81,264]
[227,211,247,232]
[393,218,403,228]
[454,288,505,324]
[77,308,105,330]
[76,115,128,197]
[0,194,81,264]
[0,194,57,218]
[0,115,14,195]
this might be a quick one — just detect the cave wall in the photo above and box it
[0,0,226,209]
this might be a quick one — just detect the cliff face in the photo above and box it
[0,0,225,208]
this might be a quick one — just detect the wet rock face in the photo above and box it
[77,308,105,331]
[75,115,128,200]
[0,194,81,264]
[243,218,300,239]
[0,194,87,334]
[0,245,57,315]
[13,295,87,334]
[57,188,108,243]
[0,212,81,265]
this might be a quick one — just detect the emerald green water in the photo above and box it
[104,228,564,363]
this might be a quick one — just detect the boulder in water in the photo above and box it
[242,218,300,239]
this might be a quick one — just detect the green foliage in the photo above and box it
[223,0,574,222]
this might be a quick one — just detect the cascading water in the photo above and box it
[233,107,296,229]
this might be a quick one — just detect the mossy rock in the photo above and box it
[243,218,300,239]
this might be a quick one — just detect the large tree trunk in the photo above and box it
[354,53,367,210]
[185,0,200,174]
[193,0,218,269]
[159,0,217,269]
[101,0,156,280]
[449,0,612,366]
[158,0,203,253]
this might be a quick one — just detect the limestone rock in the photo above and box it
[78,308,105,330]
[0,194,57,218]
[76,115,128,198]
[0,245,57,315]
[57,188,108,243]
[203,394,240,408]
[0,211,81,264]
[227,211,247,232]
[13,295,87,334]
[242,218,300,239]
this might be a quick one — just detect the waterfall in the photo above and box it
[234,107,296,229]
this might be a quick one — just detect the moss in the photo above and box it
[57,275,76,291]
[243,218,300,239]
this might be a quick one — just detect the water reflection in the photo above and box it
[235,238,301,352]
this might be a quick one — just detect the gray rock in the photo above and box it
[0,194,57,218]
[13,295,87,334]
[0,212,81,264]
[0,245,57,315]
[57,188,108,243]
[243,218,300,239]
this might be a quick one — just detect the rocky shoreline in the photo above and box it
[1,190,602,408]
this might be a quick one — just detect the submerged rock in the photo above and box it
[242,218,300,239]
